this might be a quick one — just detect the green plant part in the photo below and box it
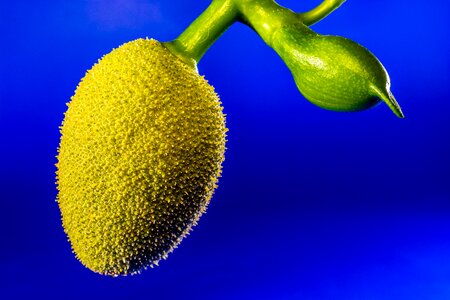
[57,0,404,277]
[168,0,403,117]
[273,25,402,116]
[234,0,403,117]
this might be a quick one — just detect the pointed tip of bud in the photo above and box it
[371,85,404,119]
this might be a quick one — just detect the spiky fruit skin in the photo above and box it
[56,38,227,276]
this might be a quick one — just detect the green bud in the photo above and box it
[272,24,404,118]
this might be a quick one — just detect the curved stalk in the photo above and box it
[165,0,237,68]
[166,0,346,65]
[235,0,300,47]
[165,0,402,118]
[299,0,346,26]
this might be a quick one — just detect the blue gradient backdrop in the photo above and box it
[1,0,449,299]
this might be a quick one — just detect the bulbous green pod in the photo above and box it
[271,24,404,118]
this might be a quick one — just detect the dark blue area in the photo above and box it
[1,0,449,299]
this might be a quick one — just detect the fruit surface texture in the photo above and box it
[56,38,227,275]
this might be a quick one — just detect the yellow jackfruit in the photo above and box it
[56,38,227,276]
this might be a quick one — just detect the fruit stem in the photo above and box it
[165,0,238,68]
[165,0,346,66]
[299,0,346,26]
[234,0,300,48]
[166,0,403,119]
[234,0,345,47]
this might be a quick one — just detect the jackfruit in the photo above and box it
[56,38,227,276]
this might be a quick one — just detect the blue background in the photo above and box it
[1,0,449,299]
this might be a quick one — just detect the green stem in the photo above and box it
[235,0,347,47]
[234,0,300,47]
[299,0,346,26]
[165,0,238,68]
[165,0,345,66]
